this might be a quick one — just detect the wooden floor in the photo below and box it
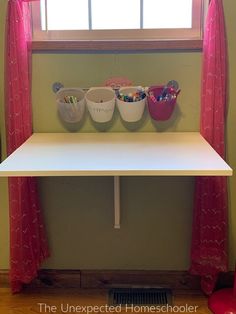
[0,288,211,314]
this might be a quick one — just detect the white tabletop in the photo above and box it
[0,132,232,177]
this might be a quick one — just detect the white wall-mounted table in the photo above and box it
[0,132,232,228]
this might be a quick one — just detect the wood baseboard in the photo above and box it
[0,270,9,288]
[0,269,234,291]
[80,270,201,290]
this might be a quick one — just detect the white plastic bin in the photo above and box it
[56,88,85,123]
[85,87,115,123]
[116,87,146,122]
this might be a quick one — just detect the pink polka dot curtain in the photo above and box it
[234,270,236,296]
[5,0,49,293]
[190,0,228,295]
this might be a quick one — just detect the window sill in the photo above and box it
[32,39,203,52]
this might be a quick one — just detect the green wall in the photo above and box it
[225,0,236,268]
[0,0,235,271]
[0,0,9,269]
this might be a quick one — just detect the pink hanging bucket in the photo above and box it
[147,86,178,121]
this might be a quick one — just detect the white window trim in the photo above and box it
[31,0,207,51]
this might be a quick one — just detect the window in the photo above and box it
[32,0,206,51]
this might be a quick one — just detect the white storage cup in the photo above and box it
[56,88,85,123]
[85,87,115,123]
[116,87,146,122]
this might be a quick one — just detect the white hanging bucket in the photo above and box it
[85,87,115,123]
[56,88,85,123]
[116,87,146,122]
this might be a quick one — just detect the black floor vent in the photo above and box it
[109,288,172,306]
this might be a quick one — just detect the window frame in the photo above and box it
[31,0,206,52]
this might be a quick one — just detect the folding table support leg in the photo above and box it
[114,176,120,229]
